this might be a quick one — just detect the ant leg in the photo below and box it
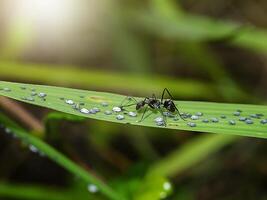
[159,108,167,127]
[174,105,186,121]
[161,88,175,103]
[119,96,138,107]
[161,88,185,121]
[138,105,148,123]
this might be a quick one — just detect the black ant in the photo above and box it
[119,88,185,126]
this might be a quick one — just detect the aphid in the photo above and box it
[119,88,185,126]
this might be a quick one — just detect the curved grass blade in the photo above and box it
[0,61,218,99]
[0,182,80,200]
[0,81,267,139]
[147,134,237,178]
[0,113,126,200]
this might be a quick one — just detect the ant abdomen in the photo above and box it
[164,100,176,113]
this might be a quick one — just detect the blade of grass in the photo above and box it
[147,134,237,178]
[0,61,219,99]
[0,81,266,139]
[131,10,267,53]
[0,113,126,200]
[0,182,82,200]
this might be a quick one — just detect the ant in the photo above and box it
[119,88,185,126]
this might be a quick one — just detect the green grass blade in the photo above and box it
[0,81,267,138]
[0,182,79,200]
[0,113,125,200]
[147,134,237,178]
[132,11,267,53]
[0,61,218,99]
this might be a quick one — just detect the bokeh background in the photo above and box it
[0,0,267,199]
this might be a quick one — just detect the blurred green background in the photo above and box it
[0,0,267,199]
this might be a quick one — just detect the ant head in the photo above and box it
[163,99,175,112]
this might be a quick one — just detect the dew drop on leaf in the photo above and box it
[195,112,203,116]
[101,102,109,107]
[128,111,137,117]
[187,122,197,127]
[80,108,90,114]
[112,107,121,112]
[65,99,74,105]
[104,110,112,115]
[116,114,124,120]
[239,117,247,121]
[191,115,199,120]
[245,119,253,124]
[202,119,209,123]
[229,120,236,125]
[87,184,98,193]
[211,118,219,123]
[233,111,241,116]
[38,92,47,98]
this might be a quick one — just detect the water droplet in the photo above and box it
[163,182,172,191]
[260,119,267,124]
[128,111,137,117]
[80,108,90,114]
[229,120,236,125]
[202,119,209,123]
[187,122,196,127]
[233,111,241,116]
[3,88,11,92]
[116,114,124,120]
[163,112,169,117]
[173,116,179,121]
[191,115,199,120]
[29,145,39,153]
[183,113,192,118]
[38,92,47,98]
[101,102,109,107]
[211,118,219,123]
[250,114,259,118]
[26,97,34,102]
[5,128,12,134]
[155,117,164,123]
[245,119,253,124]
[160,192,167,199]
[87,184,98,193]
[92,107,100,113]
[31,92,37,96]
[104,110,112,115]
[196,112,203,116]
[112,107,122,112]
[220,115,226,119]
[239,117,247,121]
[65,99,74,105]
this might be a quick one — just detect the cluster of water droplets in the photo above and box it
[0,123,46,157]
[1,84,267,129]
